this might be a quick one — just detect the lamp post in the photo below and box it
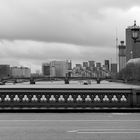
[130,20,140,59]
[130,21,140,80]
[131,20,140,43]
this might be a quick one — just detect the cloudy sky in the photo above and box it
[0,0,140,72]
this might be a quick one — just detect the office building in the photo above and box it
[10,67,31,78]
[104,60,110,71]
[50,61,69,77]
[67,60,72,70]
[88,61,95,68]
[126,21,140,61]
[111,63,117,74]
[83,62,88,68]
[0,65,10,79]
[42,63,50,76]
[50,66,56,77]
[96,62,101,68]
[76,64,82,68]
[66,60,72,77]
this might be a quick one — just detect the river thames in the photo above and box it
[1,80,140,89]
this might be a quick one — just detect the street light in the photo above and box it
[130,20,140,59]
[131,20,140,42]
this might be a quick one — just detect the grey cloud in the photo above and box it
[102,0,140,9]
[0,0,139,47]
[0,0,139,72]
[0,40,115,63]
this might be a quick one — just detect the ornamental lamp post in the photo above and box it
[131,20,140,43]
[130,21,140,80]
[130,20,140,59]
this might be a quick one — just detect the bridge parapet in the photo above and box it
[0,88,139,110]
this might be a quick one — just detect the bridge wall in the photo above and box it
[0,88,139,110]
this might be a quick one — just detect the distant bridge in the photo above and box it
[0,76,111,85]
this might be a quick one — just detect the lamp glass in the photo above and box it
[131,28,140,40]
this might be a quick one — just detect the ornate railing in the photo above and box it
[0,88,139,110]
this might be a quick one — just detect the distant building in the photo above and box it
[43,60,72,77]
[104,60,110,71]
[10,67,31,78]
[67,60,72,70]
[88,61,95,68]
[83,62,88,68]
[75,64,82,72]
[76,64,82,68]
[96,62,101,68]
[111,63,117,74]
[50,66,56,77]
[50,61,69,77]
[126,21,140,61]
[66,60,72,77]
[42,63,50,76]
[118,41,126,71]
[0,65,10,79]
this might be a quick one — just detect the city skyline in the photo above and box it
[0,0,140,72]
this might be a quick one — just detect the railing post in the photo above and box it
[132,89,137,107]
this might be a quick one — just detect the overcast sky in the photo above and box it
[0,0,140,72]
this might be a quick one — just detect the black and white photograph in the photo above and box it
[0,0,139,139]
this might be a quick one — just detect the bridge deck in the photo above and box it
[0,113,140,140]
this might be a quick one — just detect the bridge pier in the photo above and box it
[30,78,36,84]
[64,77,69,84]
[96,78,101,84]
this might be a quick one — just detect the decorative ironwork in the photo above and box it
[0,88,138,110]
